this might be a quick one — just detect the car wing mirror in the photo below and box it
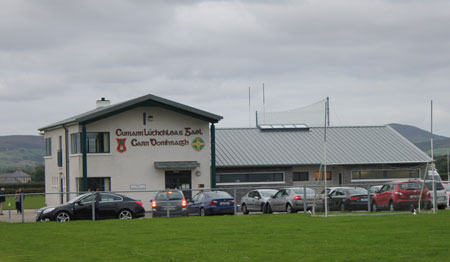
[254,196,260,200]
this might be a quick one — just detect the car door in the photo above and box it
[269,190,284,211]
[188,193,204,215]
[253,191,264,211]
[376,184,391,207]
[273,190,288,211]
[247,191,257,211]
[73,193,96,220]
[97,193,122,219]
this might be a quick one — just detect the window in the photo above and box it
[71,133,81,154]
[45,138,52,156]
[100,194,122,202]
[315,171,332,181]
[216,172,284,184]
[87,132,110,153]
[351,169,420,181]
[71,132,110,154]
[77,177,111,192]
[293,172,309,181]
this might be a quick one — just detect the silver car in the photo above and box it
[425,181,447,210]
[265,187,316,213]
[240,189,278,214]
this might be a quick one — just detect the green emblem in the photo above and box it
[192,137,205,151]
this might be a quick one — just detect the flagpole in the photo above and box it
[324,97,329,218]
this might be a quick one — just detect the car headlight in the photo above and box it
[43,208,55,214]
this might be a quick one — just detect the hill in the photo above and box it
[388,123,450,156]
[0,135,44,172]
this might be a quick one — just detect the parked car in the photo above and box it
[36,192,145,222]
[187,191,235,216]
[371,181,431,211]
[424,181,447,210]
[323,187,370,211]
[441,182,450,206]
[265,187,316,214]
[240,189,277,214]
[151,190,188,217]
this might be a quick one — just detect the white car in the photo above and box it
[425,181,447,210]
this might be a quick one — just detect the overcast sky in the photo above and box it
[1,0,449,136]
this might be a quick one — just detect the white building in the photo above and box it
[39,94,222,209]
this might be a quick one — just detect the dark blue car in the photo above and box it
[187,191,235,216]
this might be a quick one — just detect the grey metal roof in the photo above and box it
[216,126,432,167]
[39,94,223,131]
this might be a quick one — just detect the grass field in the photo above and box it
[1,211,449,262]
[4,195,46,210]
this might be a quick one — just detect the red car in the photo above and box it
[371,181,431,211]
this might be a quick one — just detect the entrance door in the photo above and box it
[165,171,192,199]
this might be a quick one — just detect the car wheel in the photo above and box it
[389,201,395,212]
[286,204,294,213]
[340,202,346,212]
[266,203,273,214]
[118,209,133,220]
[55,211,70,222]
[261,203,265,213]
[242,204,249,215]
[200,208,206,216]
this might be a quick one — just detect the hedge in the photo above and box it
[0,182,45,194]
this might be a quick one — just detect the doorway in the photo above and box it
[165,170,192,199]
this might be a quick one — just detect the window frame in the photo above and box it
[45,138,52,157]
[293,172,309,181]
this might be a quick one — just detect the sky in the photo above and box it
[1,0,449,136]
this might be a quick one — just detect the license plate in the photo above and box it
[162,206,177,210]
[409,195,419,199]
[220,202,230,206]
[360,199,368,202]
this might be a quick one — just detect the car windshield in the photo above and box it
[155,191,184,200]
[260,190,278,198]
[369,186,381,193]
[292,188,315,194]
[425,182,445,191]
[347,188,367,195]
[399,183,421,190]
[67,193,91,204]
[206,191,232,199]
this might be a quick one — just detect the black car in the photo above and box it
[325,187,369,211]
[151,190,188,218]
[36,192,145,222]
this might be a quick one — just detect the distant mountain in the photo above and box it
[0,135,44,172]
[388,123,450,156]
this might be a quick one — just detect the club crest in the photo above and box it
[117,138,127,153]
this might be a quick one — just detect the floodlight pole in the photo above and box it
[431,100,436,214]
[324,97,329,218]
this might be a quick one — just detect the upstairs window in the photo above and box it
[45,138,52,156]
[71,132,110,154]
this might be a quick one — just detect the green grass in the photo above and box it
[4,195,46,210]
[1,211,450,262]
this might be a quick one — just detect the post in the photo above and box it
[21,192,24,223]
[166,192,170,218]
[234,187,237,216]
[91,193,96,221]
[303,184,307,213]
[367,184,371,212]
[324,98,329,218]
[8,202,11,220]
[210,123,217,189]
[82,124,88,191]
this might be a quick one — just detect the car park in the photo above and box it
[188,191,235,216]
[324,187,370,211]
[36,192,145,222]
[424,181,447,210]
[265,187,316,214]
[151,190,188,217]
[371,181,431,211]
[240,189,277,214]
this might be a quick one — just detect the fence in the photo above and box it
[0,182,446,223]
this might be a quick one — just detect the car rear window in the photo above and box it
[155,191,184,200]
[206,191,232,198]
[260,190,277,198]
[347,188,367,195]
[425,182,445,190]
[399,183,421,190]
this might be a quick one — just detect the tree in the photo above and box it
[31,165,45,182]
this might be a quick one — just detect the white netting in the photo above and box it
[256,98,327,127]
